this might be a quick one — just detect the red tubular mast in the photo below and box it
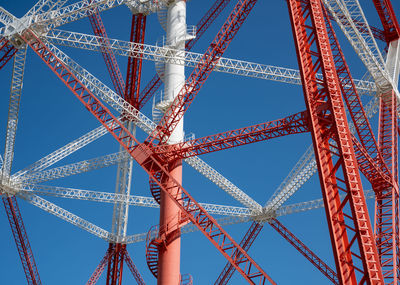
[287,0,383,283]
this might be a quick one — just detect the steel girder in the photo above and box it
[287,0,383,283]
[375,91,400,284]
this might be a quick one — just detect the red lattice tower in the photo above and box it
[0,0,399,284]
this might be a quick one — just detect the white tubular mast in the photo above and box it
[12,123,110,179]
[323,0,398,95]
[2,47,27,181]
[44,29,376,94]
[19,152,130,184]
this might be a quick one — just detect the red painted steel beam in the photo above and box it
[106,243,126,285]
[215,220,339,285]
[136,0,232,111]
[86,246,113,285]
[145,0,259,145]
[215,221,264,285]
[375,91,400,284]
[287,0,383,283]
[352,134,392,189]
[268,218,339,285]
[88,9,125,97]
[124,251,146,285]
[23,28,275,285]
[372,0,400,43]
[153,110,310,161]
[0,38,17,71]
[125,14,146,107]
[2,196,41,285]
[322,5,392,192]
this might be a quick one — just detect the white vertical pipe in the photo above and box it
[164,0,186,144]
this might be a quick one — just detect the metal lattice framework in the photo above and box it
[0,0,399,284]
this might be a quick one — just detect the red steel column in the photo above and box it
[374,90,400,284]
[157,1,187,284]
[157,160,183,285]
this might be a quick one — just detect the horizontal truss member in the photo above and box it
[44,29,376,94]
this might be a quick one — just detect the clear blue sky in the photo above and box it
[0,0,399,284]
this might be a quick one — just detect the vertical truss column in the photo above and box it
[2,196,41,285]
[108,12,147,284]
[287,0,383,283]
[106,243,126,285]
[375,90,400,284]
[111,123,135,242]
[157,1,187,284]
[125,13,146,107]
[2,47,27,181]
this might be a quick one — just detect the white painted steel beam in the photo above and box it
[19,151,130,184]
[44,29,376,94]
[17,191,114,241]
[2,47,27,181]
[323,0,398,97]
[21,184,253,217]
[12,123,110,179]
[32,0,161,31]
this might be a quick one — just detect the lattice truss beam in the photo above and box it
[0,0,398,283]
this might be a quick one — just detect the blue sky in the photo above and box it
[0,0,399,284]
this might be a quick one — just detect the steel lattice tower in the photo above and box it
[0,0,399,284]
